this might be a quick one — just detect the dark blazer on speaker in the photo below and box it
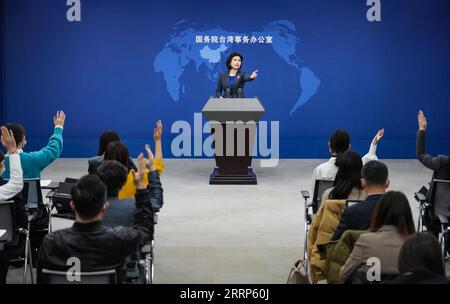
[215,71,254,98]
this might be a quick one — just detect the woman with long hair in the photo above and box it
[340,191,416,282]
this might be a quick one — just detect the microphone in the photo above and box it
[237,88,242,98]
[226,88,231,98]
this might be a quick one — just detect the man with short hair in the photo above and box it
[2,111,65,179]
[2,111,66,263]
[37,154,154,283]
[97,157,163,227]
[332,160,390,241]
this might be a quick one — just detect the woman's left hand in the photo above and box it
[250,70,258,80]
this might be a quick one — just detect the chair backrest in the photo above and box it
[0,201,16,245]
[57,182,75,195]
[430,179,450,222]
[41,269,117,284]
[64,177,79,184]
[22,179,43,211]
[313,179,334,211]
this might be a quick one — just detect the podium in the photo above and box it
[202,98,265,185]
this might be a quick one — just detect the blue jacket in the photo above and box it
[2,127,64,179]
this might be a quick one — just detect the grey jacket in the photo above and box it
[340,225,406,281]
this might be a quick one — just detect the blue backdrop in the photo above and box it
[1,0,449,158]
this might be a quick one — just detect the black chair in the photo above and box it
[49,182,75,218]
[138,211,159,284]
[0,201,34,284]
[41,268,117,284]
[300,179,334,263]
[22,179,44,212]
[64,177,79,184]
[428,180,450,267]
[414,180,450,261]
[414,190,428,233]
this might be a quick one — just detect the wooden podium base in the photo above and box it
[209,168,257,185]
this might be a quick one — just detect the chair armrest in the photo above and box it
[301,191,310,200]
[414,192,427,203]
[46,191,57,199]
[141,244,152,254]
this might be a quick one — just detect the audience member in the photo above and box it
[332,160,389,241]
[320,151,367,206]
[416,110,450,235]
[2,111,66,269]
[340,191,415,282]
[0,126,24,284]
[104,121,164,200]
[88,130,137,175]
[98,158,163,227]
[387,233,448,284]
[311,129,384,192]
[2,111,65,179]
[37,155,154,283]
[0,127,23,200]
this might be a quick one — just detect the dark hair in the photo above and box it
[71,175,107,219]
[362,160,389,186]
[226,52,243,70]
[398,233,445,275]
[97,161,128,198]
[5,124,25,146]
[329,151,363,199]
[97,130,120,156]
[0,151,4,163]
[329,129,350,155]
[104,141,130,170]
[370,191,415,237]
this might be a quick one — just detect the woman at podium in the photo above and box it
[216,52,258,98]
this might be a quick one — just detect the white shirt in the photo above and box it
[310,143,379,193]
[0,153,23,200]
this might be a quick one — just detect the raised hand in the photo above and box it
[249,70,258,80]
[1,126,17,154]
[153,120,163,142]
[418,110,427,131]
[145,144,156,171]
[54,110,66,127]
[372,129,385,145]
[131,153,147,190]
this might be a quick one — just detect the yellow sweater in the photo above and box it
[118,159,164,200]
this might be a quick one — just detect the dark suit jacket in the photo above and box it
[332,194,383,241]
[215,71,254,98]
[416,130,450,181]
